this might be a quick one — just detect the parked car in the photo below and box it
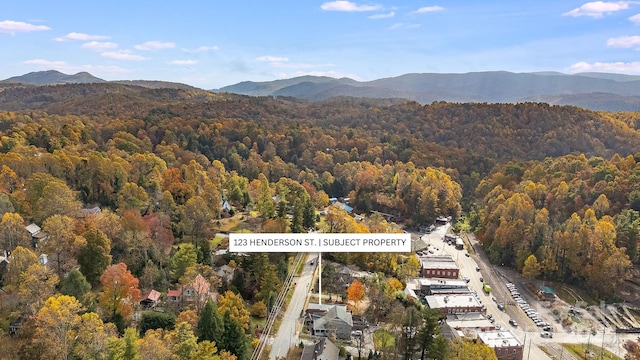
[543,325,552,332]
[541,331,553,338]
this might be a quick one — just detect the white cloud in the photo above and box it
[629,13,640,23]
[256,56,289,62]
[168,60,198,65]
[101,50,147,61]
[567,61,640,73]
[183,45,219,53]
[563,1,631,18]
[81,41,118,51]
[21,59,131,76]
[369,11,395,19]
[412,6,445,14]
[0,20,50,34]
[134,41,176,51]
[271,62,335,69]
[54,32,109,41]
[320,1,383,12]
[389,23,421,30]
[607,35,640,48]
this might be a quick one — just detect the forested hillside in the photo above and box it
[1,83,640,358]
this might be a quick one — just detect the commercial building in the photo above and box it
[477,329,523,360]
[425,294,484,316]
[419,254,459,279]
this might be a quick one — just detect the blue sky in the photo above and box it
[3,1,640,89]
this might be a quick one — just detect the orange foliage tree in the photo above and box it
[98,262,142,323]
[347,279,365,312]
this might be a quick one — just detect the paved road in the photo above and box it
[269,253,318,360]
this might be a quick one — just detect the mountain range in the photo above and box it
[1,70,198,90]
[216,71,640,112]
[6,70,640,111]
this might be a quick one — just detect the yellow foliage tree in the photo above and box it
[218,290,250,330]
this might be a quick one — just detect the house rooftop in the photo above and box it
[140,289,161,303]
[26,223,41,236]
[81,206,102,216]
[301,338,339,360]
[307,302,346,312]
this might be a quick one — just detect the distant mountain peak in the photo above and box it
[2,70,106,85]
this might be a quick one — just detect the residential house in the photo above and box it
[139,289,162,308]
[167,274,217,309]
[80,206,102,217]
[215,264,235,283]
[335,266,354,291]
[26,223,47,248]
[307,304,353,340]
[300,338,340,360]
[333,202,353,214]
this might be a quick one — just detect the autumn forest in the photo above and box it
[1,83,640,359]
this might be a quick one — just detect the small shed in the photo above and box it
[538,286,556,301]
[140,289,162,308]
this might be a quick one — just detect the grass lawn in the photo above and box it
[250,316,267,333]
[216,214,247,232]
[562,343,622,360]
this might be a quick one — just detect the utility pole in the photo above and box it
[600,329,605,360]
[318,252,322,305]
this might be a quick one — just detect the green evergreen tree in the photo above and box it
[197,299,223,343]
[170,243,197,280]
[291,198,304,233]
[60,268,91,300]
[138,311,176,334]
[220,311,248,360]
[302,197,316,230]
[78,227,112,284]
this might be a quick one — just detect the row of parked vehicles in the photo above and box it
[506,282,553,333]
